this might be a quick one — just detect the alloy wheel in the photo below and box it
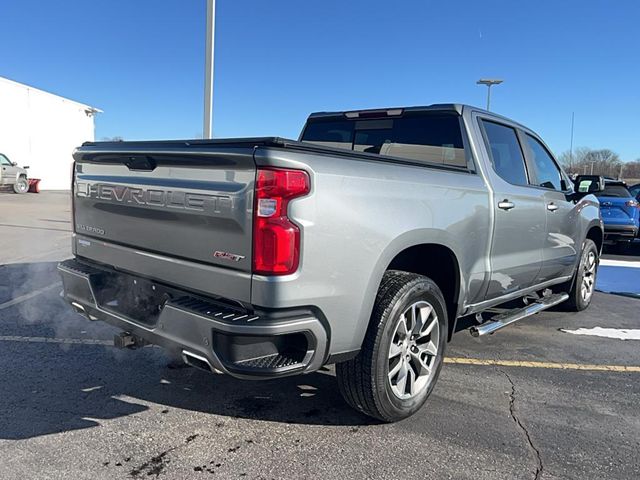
[388,300,440,399]
[581,250,597,302]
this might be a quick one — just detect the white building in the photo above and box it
[0,76,100,190]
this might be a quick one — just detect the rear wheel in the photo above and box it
[336,270,447,422]
[563,239,598,311]
[13,176,28,194]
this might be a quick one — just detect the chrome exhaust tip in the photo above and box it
[70,301,98,321]
[181,350,221,374]
[70,301,86,314]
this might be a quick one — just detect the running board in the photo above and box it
[470,292,569,337]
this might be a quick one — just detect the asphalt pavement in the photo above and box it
[0,192,639,480]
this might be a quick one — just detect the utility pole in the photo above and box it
[590,161,595,175]
[203,0,216,139]
[569,112,575,170]
[477,78,503,111]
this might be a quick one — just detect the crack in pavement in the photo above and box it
[501,369,544,480]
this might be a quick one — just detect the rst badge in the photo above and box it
[213,251,245,262]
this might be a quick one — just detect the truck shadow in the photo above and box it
[0,262,376,440]
[602,239,640,257]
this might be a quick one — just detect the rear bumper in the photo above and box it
[58,258,328,379]
[603,224,638,242]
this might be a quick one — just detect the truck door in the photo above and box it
[520,132,579,281]
[477,119,546,300]
[0,154,19,185]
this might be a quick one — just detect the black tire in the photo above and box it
[562,239,599,311]
[13,176,28,194]
[336,270,447,422]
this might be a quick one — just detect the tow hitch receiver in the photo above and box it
[114,332,148,349]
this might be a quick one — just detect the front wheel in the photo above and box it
[563,239,599,311]
[13,177,28,194]
[336,270,447,422]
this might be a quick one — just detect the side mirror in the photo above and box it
[11,162,17,166]
[573,175,605,194]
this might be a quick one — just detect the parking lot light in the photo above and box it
[477,78,503,111]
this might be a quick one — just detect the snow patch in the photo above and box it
[561,327,640,340]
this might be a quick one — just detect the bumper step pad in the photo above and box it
[234,353,302,370]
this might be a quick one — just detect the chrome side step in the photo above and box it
[470,292,569,337]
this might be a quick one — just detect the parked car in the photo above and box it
[595,179,639,246]
[58,104,603,422]
[0,153,29,193]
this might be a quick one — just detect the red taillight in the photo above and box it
[253,168,310,275]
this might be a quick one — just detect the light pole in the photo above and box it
[569,112,575,170]
[477,78,503,111]
[203,0,216,139]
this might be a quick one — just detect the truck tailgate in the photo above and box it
[72,145,256,301]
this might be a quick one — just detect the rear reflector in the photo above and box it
[253,168,310,275]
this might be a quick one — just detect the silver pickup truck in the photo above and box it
[0,153,30,194]
[58,104,603,421]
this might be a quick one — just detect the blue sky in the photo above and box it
[1,0,639,160]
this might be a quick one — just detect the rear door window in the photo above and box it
[301,114,468,168]
[480,120,529,185]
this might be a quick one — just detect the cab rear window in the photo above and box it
[301,114,468,168]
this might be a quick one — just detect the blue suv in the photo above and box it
[596,179,639,247]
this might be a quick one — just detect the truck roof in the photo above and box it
[307,103,465,120]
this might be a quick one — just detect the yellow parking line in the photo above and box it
[445,357,640,373]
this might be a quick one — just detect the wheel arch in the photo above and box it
[386,243,461,341]
[356,230,465,350]
[585,223,604,254]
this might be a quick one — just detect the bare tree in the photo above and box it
[622,160,640,180]
[557,147,623,178]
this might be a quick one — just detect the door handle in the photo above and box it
[498,200,515,211]
[547,203,559,212]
